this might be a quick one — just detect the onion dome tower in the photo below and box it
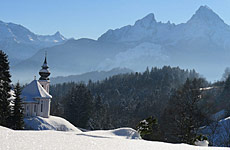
[38,53,51,93]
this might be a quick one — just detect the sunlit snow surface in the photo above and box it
[0,126,228,150]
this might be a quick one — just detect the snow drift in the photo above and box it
[79,128,141,139]
[24,116,81,132]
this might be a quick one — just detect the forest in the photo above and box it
[49,66,230,144]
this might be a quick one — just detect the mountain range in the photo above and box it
[7,5,230,82]
[0,20,66,64]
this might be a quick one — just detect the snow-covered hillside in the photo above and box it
[97,42,168,71]
[0,125,227,150]
[24,116,81,132]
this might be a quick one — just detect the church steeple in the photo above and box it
[39,53,51,80]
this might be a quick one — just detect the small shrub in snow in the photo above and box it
[194,135,209,147]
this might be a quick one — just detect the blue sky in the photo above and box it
[1,0,230,39]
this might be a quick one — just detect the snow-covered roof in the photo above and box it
[21,80,52,103]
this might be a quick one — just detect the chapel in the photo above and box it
[21,55,52,118]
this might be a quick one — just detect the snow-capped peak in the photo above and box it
[0,20,67,44]
[187,5,225,25]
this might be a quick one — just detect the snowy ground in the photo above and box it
[0,125,229,150]
[0,116,228,149]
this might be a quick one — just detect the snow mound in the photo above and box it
[82,128,141,139]
[24,116,81,132]
[111,128,141,139]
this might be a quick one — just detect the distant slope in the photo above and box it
[50,68,133,84]
[24,116,81,132]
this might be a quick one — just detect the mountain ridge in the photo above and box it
[50,68,133,84]
[12,5,230,82]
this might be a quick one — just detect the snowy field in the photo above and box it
[1,126,229,150]
[0,116,229,150]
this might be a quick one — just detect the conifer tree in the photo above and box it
[0,50,12,127]
[137,116,161,141]
[12,82,24,130]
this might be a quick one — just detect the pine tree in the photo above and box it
[0,50,12,127]
[12,82,24,130]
